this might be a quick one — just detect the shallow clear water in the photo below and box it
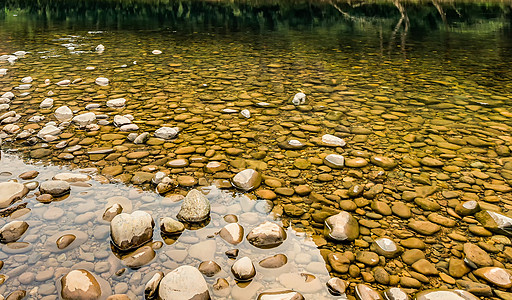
[1,0,512,299]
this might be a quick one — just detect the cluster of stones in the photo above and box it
[2,34,512,300]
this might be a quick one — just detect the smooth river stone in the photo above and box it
[257,290,304,300]
[0,182,28,208]
[327,278,347,296]
[370,155,397,170]
[56,234,76,249]
[463,243,493,268]
[475,210,512,235]
[122,245,155,268]
[232,169,261,191]
[160,217,185,235]
[219,223,244,245]
[60,269,102,300]
[110,211,154,251]
[198,261,221,277]
[231,257,256,281]
[474,267,512,288]
[345,157,369,168]
[321,134,346,147]
[371,237,402,258]
[39,180,70,197]
[247,221,287,249]
[0,221,29,243]
[407,220,440,235]
[259,254,288,268]
[355,284,383,300]
[415,289,479,300]
[176,189,210,223]
[324,211,359,242]
[383,287,410,300]
[324,154,345,169]
[159,266,210,300]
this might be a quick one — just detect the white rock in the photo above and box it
[85,66,95,70]
[37,125,61,139]
[110,211,154,251]
[120,124,139,131]
[13,51,27,56]
[231,257,256,281]
[0,104,9,111]
[53,173,91,182]
[106,98,126,108]
[155,127,179,140]
[159,266,210,300]
[28,115,44,122]
[292,92,306,105]
[16,84,31,90]
[95,44,105,52]
[0,69,7,75]
[240,109,251,118]
[56,80,71,86]
[40,98,54,109]
[152,50,162,55]
[0,182,28,209]
[72,112,96,127]
[85,104,100,110]
[21,76,32,83]
[1,92,14,100]
[113,115,131,127]
[321,134,346,147]
[54,106,73,122]
[95,77,109,86]
[2,124,20,134]
[44,79,50,84]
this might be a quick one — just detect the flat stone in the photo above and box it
[39,180,70,197]
[474,267,512,288]
[324,211,359,241]
[159,266,210,300]
[60,269,102,300]
[232,169,261,191]
[415,289,479,300]
[246,222,286,249]
[0,182,28,208]
[408,220,441,235]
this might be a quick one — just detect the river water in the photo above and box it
[0,0,512,299]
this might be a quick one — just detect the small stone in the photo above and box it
[56,234,76,249]
[415,289,479,300]
[411,259,439,276]
[219,223,244,245]
[321,134,346,147]
[370,155,397,169]
[474,267,512,288]
[159,266,210,300]
[198,261,221,277]
[371,237,402,258]
[145,272,164,300]
[95,77,109,86]
[463,243,493,268]
[0,221,28,243]
[324,211,359,241]
[155,126,179,139]
[408,220,440,235]
[259,254,287,268]
[60,269,102,300]
[110,211,154,251]
[258,290,305,300]
[232,169,262,191]
[176,189,210,223]
[0,182,28,208]
[231,256,256,281]
[327,278,347,296]
[324,154,345,169]
[355,284,382,300]
[122,245,156,268]
[160,217,185,235]
[39,180,70,197]
[246,221,286,249]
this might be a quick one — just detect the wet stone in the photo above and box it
[0,181,28,208]
[463,243,493,268]
[259,254,287,268]
[110,210,154,251]
[324,154,345,169]
[56,234,76,249]
[232,169,261,191]
[415,289,478,300]
[60,269,102,300]
[474,267,512,288]
[159,265,210,300]
[356,251,379,266]
[321,134,346,147]
[0,220,29,243]
[475,210,512,235]
[219,223,244,245]
[411,259,439,276]
[355,284,383,300]
[324,211,360,242]
[327,278,347,296]
[408,220,441,235]
[370,156,397,170]
[122,245,155,268]
[103,204,123,222]
[247,221,287,249]
[371,237,402,258]
[198,260,221,277]
[160,217,185,235]
[231,256,256,281]
[176,189,210,223]
[258,290,305,300]
[39,180,70,197]
[144,272,164,300]
[383,287,410,300]
[455,201,480,216]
